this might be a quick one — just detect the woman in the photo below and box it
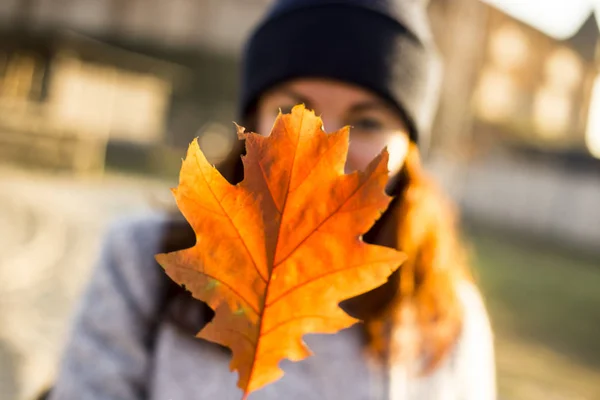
[48,0,496,399]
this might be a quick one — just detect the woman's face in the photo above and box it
[255,78,410,176]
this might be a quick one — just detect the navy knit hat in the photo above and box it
[240,0,443,150]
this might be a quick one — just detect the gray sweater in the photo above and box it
[49,212,496,400]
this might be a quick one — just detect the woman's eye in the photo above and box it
[352,117,384,131]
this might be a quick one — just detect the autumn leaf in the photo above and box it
[155,104,405,398]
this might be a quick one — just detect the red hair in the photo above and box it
[362,143,472,373]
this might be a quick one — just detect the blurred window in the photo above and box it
[475,67,518,122]
[48,53,171,143]
[585,75,600,158]
[489,23,529,71]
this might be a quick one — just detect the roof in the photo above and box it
[480,0,599,60]
[480,0,597,40]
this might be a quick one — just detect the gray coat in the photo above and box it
[49,212,496,400]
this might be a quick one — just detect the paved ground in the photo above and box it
[0,164,598,400]
[0,165,171,400]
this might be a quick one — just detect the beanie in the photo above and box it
[240,0,443,150]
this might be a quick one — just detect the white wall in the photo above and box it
[428,155,600,252]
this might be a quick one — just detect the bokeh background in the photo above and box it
[0,1,599,399]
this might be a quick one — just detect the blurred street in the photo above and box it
[0,166,599,400]
[0,166,170,400]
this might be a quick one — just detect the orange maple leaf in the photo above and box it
[155,104,405,398]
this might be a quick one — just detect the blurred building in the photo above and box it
[427,0,600,253]
[432,0,600,164]
[1,0,599,251]
[0,0,268,174]
[0,30,180,172]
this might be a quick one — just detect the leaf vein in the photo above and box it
[223,328,255,348]
[178,191,225,217]
[261,315,351,339]
[288,131,343,194]
[266,256,400,307]
[171,265,260,316]
[193,154,267,283]
[257,159,282,215]
[274,168,384,268]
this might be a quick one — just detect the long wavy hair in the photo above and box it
[157,122,472,375]
[352,142,472,373]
